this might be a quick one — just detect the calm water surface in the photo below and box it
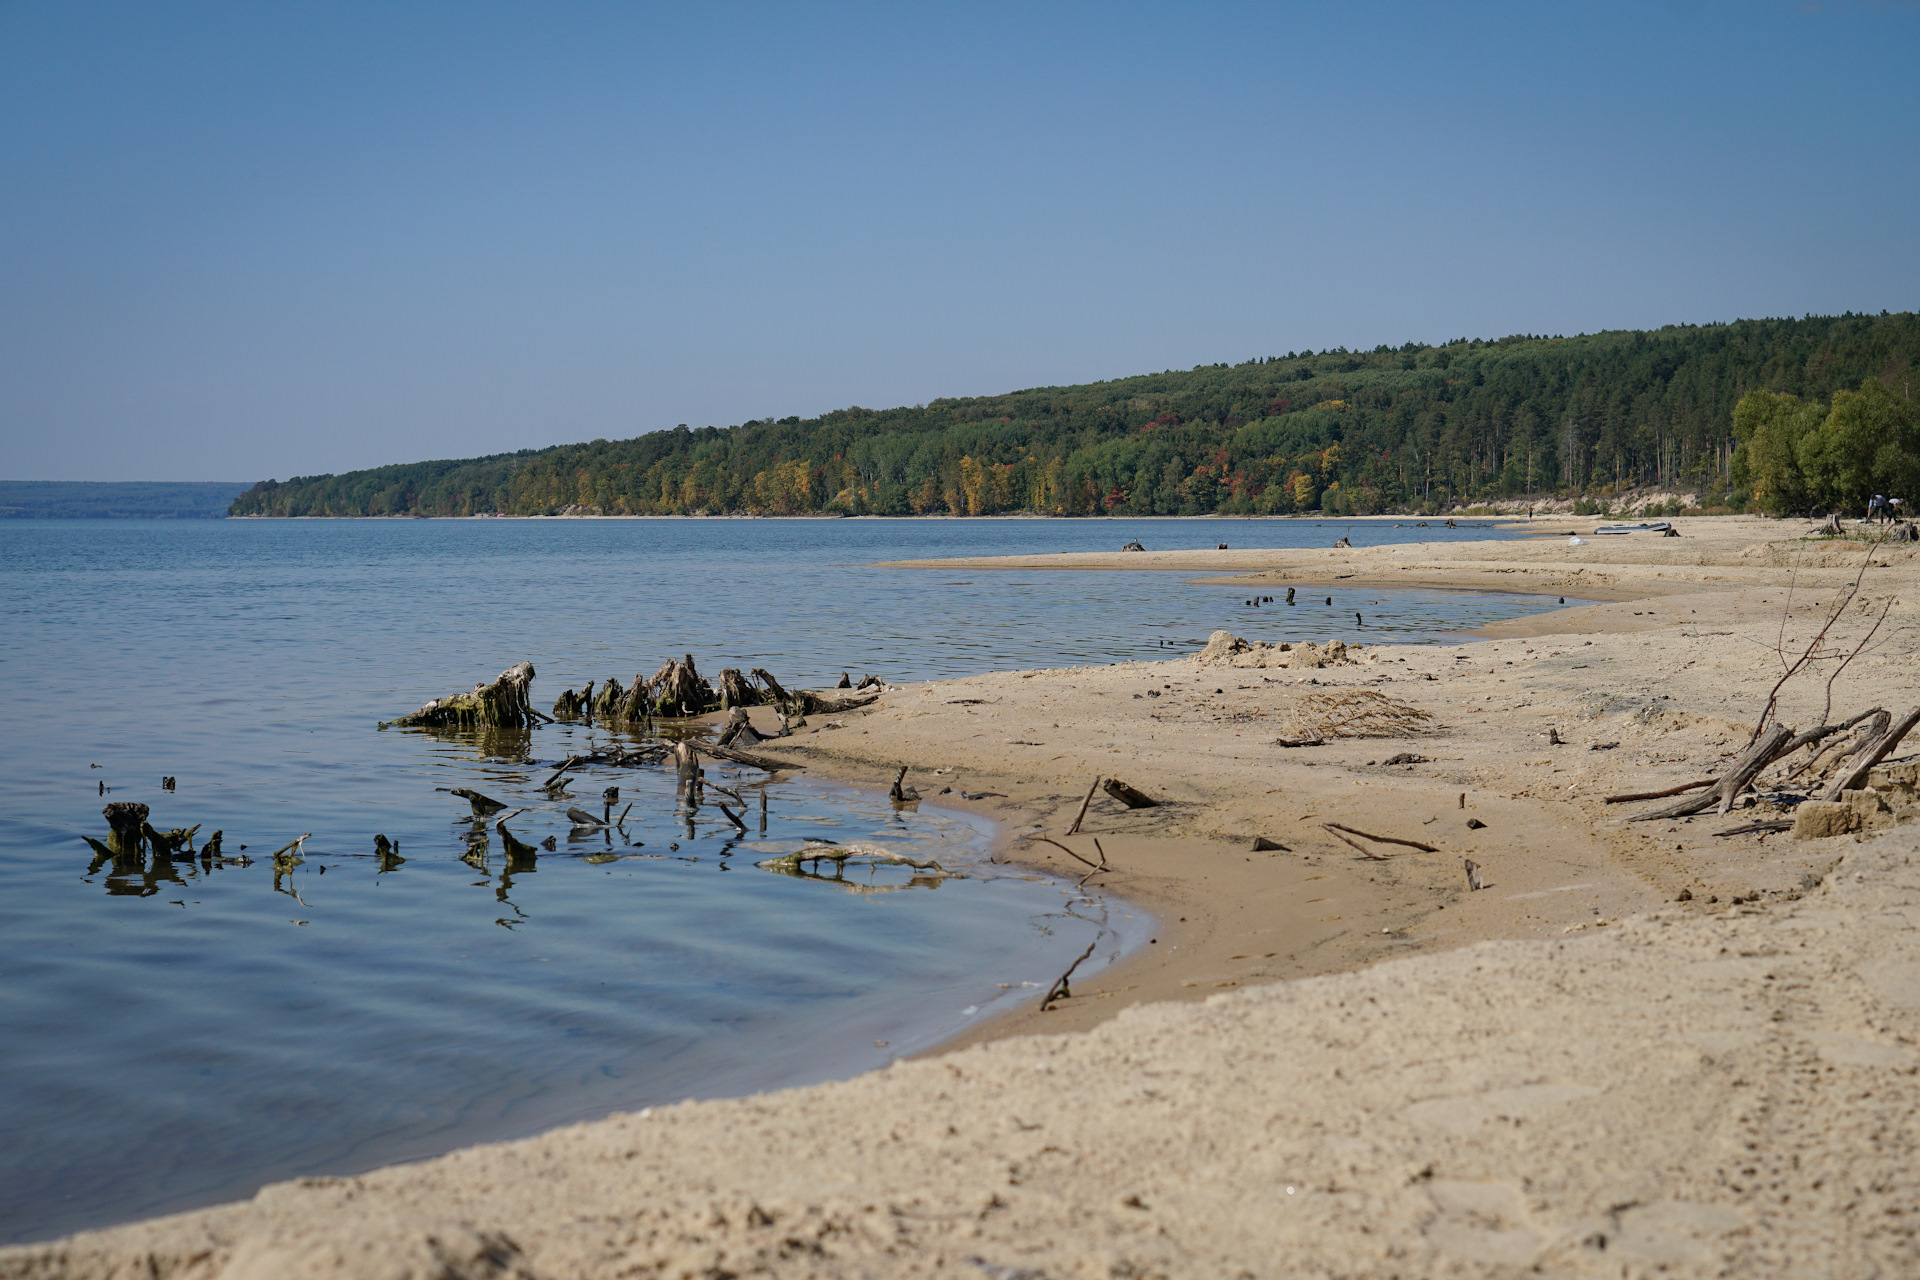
[0,517,1568,1242]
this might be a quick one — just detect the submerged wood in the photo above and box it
[387,662,543,730]
[673,741,700,796]
[102,801,149,856]
[698,742,798,771]
[446,787,507,816]
[551,687,586,718]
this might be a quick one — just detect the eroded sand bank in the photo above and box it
[7,514,1919,1278]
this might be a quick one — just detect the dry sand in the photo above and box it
[7,514,1920,1278]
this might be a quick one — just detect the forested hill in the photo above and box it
[230,313,1920,519]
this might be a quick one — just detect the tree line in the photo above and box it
[230,312,1920,519]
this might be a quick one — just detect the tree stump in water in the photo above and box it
[617,675,654,723]
[103,802,149,857]
[651,655,714,718]
[388,662,541,729]
[551,688,586,718]
[590,676,626,720]
[719,668,758,709]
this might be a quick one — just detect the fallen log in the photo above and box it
[1820,705,1920,800]
[1102,779,1160,809]
[697,742,800,771]
[799,689,880,716]
[1629,724,1795,821]
[386,662,544,730]
[1783,711,1885,782]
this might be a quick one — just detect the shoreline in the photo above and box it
[9,513,1920,1277]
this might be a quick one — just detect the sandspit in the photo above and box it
[7,514,1919,1278]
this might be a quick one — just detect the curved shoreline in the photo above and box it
[9,514,1920,1277]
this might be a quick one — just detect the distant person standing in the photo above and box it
[1869,493,1886,522]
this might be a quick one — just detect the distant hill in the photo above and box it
[230,312,1919,519]
[0,481,250,519]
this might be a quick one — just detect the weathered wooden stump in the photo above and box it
[388,662,543,729]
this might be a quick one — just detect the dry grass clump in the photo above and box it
[1283,690,1437,740]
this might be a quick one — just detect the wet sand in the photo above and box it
[8,514,1920,1278]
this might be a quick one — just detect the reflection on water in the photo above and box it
[1,517,1553,1244]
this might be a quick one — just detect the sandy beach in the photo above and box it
[8,514,1920,1278]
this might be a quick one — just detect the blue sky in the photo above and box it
[3,1,1916,481]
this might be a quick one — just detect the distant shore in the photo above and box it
[10,514,1919,1278]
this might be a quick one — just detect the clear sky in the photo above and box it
[3,1,1916,482]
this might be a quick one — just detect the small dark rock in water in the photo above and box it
[1465,818,1487,830]
[1677,888,1692,902]
[162,776,176,791]
[541,836,557,851]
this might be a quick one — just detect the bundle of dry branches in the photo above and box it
[1282,690,1436,740]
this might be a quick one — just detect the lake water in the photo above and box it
[0,516,1570,1243]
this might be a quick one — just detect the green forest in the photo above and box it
[231,312,1920,520]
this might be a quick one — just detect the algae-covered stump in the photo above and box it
[386,661,546,729]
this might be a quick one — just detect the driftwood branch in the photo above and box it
[1032,835,1101,871]
[1630,724,1795,820]
[1040,940,1099,1011]
[1603,778,1716,804]
[1820,705,1920,800]
[1102,779,1160,809]
[698,742,801,771]
[1322,826,1383,859]
[1321,822,1438,853]
[1067,777,1100,835]
[1713,820,1794,838]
